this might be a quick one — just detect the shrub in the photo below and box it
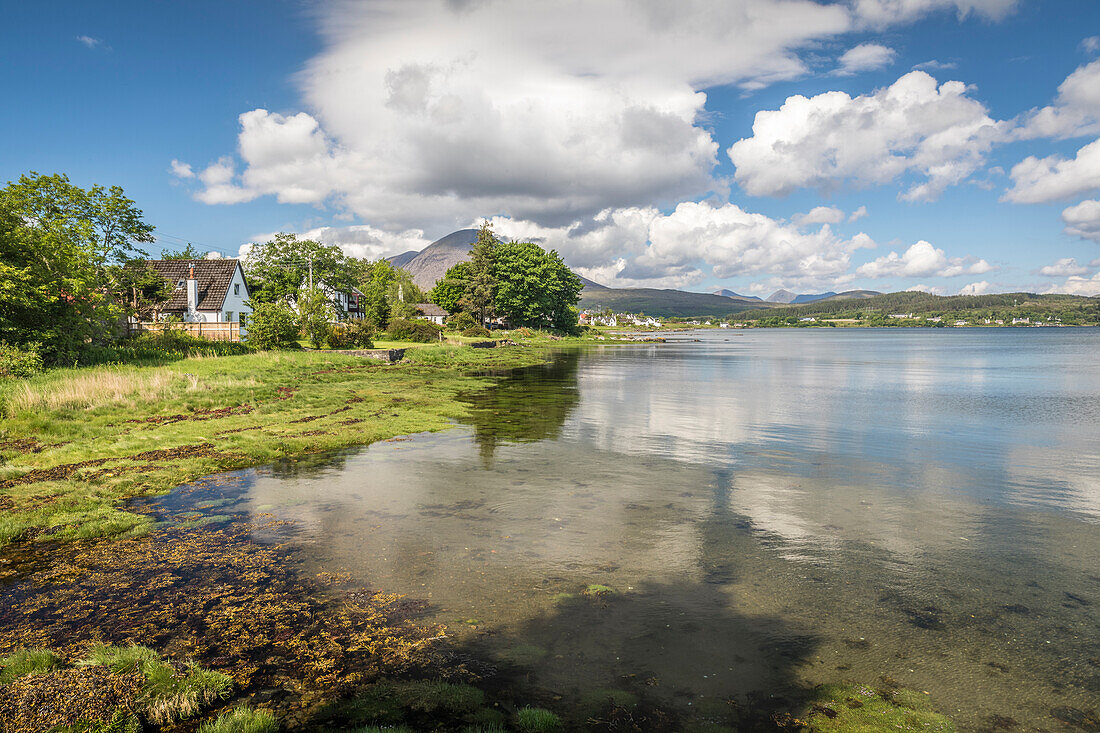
[247,301,300,350]
[447,311,478,331]
[0,342,44,379]
[199,706,279,733]
[461,326,491,338]
[327,319,375,349]
[515,706,563,732]
[385,317,442,343]
[0,647,62,683]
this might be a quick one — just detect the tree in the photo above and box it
[359,260,394,329]
[297,288,336,348]
[0,172,155,363]
[463,222,499,324]
[430,261,471,314]
[491,240,582,332]
[161,243,204,260]
[245,233,357,306]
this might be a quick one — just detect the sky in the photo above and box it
[3,0,1100,297]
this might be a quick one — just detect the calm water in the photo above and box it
[172,329,1100,729]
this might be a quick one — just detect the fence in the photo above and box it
[128,321,242,342]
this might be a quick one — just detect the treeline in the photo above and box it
[741,291,1100,326]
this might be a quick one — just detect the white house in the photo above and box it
[413,303,449,324]
[145,259,251,329]
[313,282,366,320]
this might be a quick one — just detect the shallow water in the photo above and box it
[164,329,1099,729]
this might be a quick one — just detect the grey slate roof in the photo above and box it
[142,260,243,312]
[414,303,449,317]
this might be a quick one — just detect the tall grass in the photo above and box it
[199,707,279,733]
[0,648,62,683]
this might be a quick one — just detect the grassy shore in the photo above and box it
[0,344,554,549]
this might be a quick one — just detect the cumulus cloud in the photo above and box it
[485,201,874,290]
[848,205,869,222]
[856,240,993,278]
[1062,199,1100,241]
[832,43,896,75]
[181,0,1022,230]
[1015,60,1100,140]
[793,206,846,227]
[1043,272,1100,296]
[1004,138,1100,204]
[76,35,102,49]
[957,280,991,295]
[169,160,194,179]
[727,71,1005,201]
[851,0,1019,26]
[1081,36,1100,55]
[1038,257,1090,277]
[906,283,946,295]
[912,59,957,71]
[264,224,433,262]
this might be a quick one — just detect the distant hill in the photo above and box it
[387,229,479,289]
[579,287,769,317]
[819,289,881,301]
[766,289,797,304]
[579,275,609,290]
[713,288,762,301]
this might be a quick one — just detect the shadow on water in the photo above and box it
[459,350,582,466]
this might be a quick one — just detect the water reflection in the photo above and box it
[160,329,1099,730]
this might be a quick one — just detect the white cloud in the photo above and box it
[1062,200,1100,242]
[832,44,896,76]
[1081,36,1100,55]
[257,224,433,262]
[1016,60,1100,140]
[76,35,102,49]
[1043,272,1100,296]
[1004,138,1100,204]
[848,205,869,222]
[1038,257,1090,277]
[906,283,946,295]
[856,240,993,278]
[184,0,1019,230]
[957,280,991,295]
[793,206,846,227]
[727,71,1005,201]
[851,0,1019,26]
[169,159,194,179]
[486,201,874,290]
[913,59,957,71]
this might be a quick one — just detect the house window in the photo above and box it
[234,284,240,295]
[225,312,234,322]
[239,313,247,328]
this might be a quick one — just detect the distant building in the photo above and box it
[1012,317,1030,325]
[413,303,449,325]
[888,313,914,319]
[799,317,816,322]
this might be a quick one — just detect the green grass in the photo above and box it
[199,706,279,733]
[583,584,615,597]
[80,643,233,725]
[515,706,563,732]
[0,345,554,548]
[805,683,956,733]
[0,647,62,683]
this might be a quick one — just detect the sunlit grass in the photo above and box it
[0,647,62,683]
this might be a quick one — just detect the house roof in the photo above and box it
[414,303,449,317]
[141,259,244,312]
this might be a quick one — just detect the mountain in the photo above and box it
[791,291,837,304]
[579,287,768,318]
[766,289,797,304]
[713,288,762,301]
[387,229,479,289]
[578,275,609,290]
[819,289,881,301]
[767,290,876,304]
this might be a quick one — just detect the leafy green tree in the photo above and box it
[245,301,300,350]
[245,233,357,306]
[0,172,155,363]
[359,260,395,329]
[297,288,336,348]
[430,261,471,314]
[491,240,582,332]
[160,243,204,260]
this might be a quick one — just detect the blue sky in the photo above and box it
[3,0,1099,296]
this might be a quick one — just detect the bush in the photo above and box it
[298,288,337,349]
[327,319,375,350]
[447,311,478,332]
[461,326,491,338]
[0,342,44,379]
[247,301,300,350]
[385,317,443,343]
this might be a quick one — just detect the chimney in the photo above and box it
[186,263,198,315]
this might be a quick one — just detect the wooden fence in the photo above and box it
[128,321,242,342]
